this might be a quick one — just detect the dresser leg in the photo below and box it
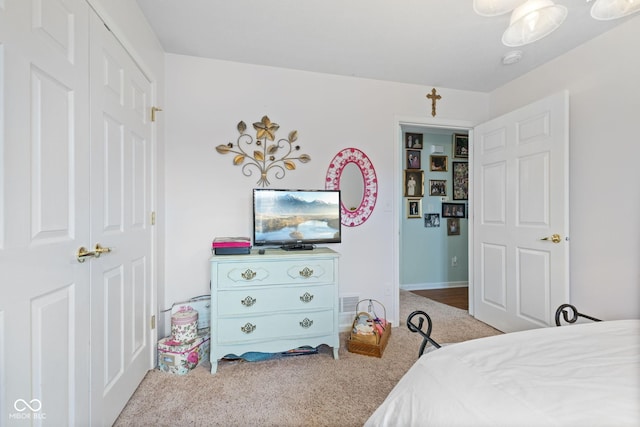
[211,360,218,374]
[333,347,339,360]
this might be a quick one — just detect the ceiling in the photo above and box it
[135,0,634,92]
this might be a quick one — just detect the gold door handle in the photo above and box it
[76,246,96,263]
[540,234,562,243]
[94,243,113,258]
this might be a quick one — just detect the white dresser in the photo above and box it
[209,247,340,373]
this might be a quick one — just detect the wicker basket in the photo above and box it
[347,299,391,358]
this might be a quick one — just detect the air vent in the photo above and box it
[340,295,360,313]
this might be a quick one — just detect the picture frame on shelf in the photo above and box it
[452,161,469,200]
[442,202,465,218]
[424,213,441,228]
[406,150,421,169]
[405,133,423,149]
[404,170,424,197]
[429,179,447,196]
[407,198,422,218]
[453,133,469,158]
[430,155,448,172]
[447,218,461,235]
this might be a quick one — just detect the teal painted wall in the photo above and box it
[400,130,469,288]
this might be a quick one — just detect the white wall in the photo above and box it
[163,54,489,326]
[490,16,640,320]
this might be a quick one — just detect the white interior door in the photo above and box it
[0,0,91,425]
[473,91,570,333]
[88,13,154,426]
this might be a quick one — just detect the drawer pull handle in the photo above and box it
[241,296,256,307]
[299,292,314,303]
[241,323,256,334]
[241,269,257,280]
[299,267,314,278]
[299,318,313,329]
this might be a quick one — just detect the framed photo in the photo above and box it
[406,149,421,169]
[453,133,469,158]
[442,202,465,218]
[405,132,423,149]
[429,179,447,196]
[407,198,422,218]
[430,155,448,172]
[447,218,461,235]
[404,170,424,197]
[424,213,441,228]
[452,162,469,200]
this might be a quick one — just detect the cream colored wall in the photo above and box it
[163,54,490,326]
[489,16,640,320]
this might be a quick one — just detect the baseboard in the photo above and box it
[400,281,468,291]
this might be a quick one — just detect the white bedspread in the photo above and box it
[365,320,640,427]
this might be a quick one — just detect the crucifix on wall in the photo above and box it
[426,88,441,117]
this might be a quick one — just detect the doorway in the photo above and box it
[393,118,475,324]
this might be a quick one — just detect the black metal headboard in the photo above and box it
[406,310,442,357]
[554,304,602,326]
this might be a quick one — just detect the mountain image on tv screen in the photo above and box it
[254,190,341,244]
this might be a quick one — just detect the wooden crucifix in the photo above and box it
[426,88,441,117]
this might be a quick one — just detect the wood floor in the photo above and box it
[411,287,469,311]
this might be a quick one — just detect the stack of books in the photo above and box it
[212,237,251,255]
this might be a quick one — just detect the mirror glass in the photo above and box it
[340,163,364,212]
[325,148,377,227]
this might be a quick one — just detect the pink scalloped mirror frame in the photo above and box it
[325,148,378,227]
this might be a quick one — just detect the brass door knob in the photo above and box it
[76,246,96,263]
[94,243,113,258]
[540,234,562,243]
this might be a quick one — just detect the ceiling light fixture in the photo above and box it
[502,0,568,47]
[473,0,523,16]
[590,0,640,20]
[476,0,640,47]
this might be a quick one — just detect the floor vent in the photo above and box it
[340,295,360,314]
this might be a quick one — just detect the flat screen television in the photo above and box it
[253,188,342,250]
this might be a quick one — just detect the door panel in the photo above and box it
[473,91,569,333]
[89,13,153,426]
[0,0,90,425]
[1,3,153,425]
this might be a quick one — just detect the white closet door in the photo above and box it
[88,12,154,426]
[473,91,570,333]
[0,0,91,425]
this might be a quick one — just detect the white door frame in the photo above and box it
[393,116,477,323]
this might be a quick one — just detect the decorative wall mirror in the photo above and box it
[325,148,378,227]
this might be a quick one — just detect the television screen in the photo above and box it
[253,189,342,250]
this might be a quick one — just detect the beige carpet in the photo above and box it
[114,291,500,427]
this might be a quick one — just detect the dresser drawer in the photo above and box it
[215,259,334,288]
[217,284,333,316]
[217,309,334,344]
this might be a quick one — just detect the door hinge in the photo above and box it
[151,211,156,225]
[151,315,156,330]
[151,106,163,122]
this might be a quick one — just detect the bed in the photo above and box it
[365,309,640,427]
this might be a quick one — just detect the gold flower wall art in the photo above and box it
[216,115,311,187]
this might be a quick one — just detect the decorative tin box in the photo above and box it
[171,307,198,343]
[158,329,211,375]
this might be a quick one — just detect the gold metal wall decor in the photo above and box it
[216,115,311,187]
